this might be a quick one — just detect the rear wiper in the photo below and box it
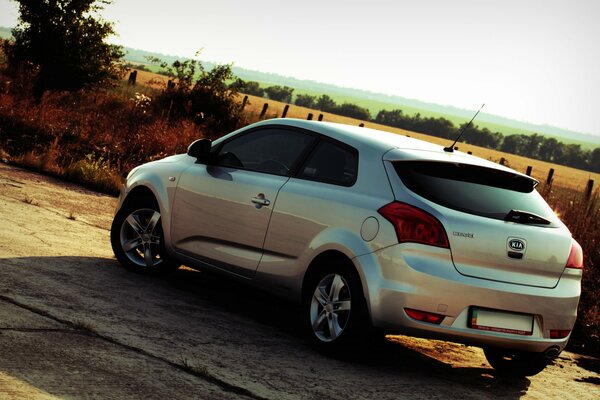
[504,209,551,225]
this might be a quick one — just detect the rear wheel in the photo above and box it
[110,197,179,274]
[304,259,370,352]
[484,347,550,376]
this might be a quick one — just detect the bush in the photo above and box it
[149,57,245,135]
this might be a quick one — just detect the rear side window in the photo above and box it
[394,161,557,224]
[298,140,358,186]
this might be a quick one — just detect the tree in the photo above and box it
[375,109,405,127]
[4,0,124,97]
[501,134,527,154]
[294,94,316,108]
[315,94,337,113]
[336,102,371,120]
[239,81,265,97]
[264,85,294,103]
[590,148,600,173]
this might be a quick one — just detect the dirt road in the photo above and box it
[0,162,598,399]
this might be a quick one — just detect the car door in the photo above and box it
[171,127,316,278]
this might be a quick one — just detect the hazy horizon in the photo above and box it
[1,0,599,137]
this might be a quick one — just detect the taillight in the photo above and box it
[566,240,583,270]
[378,202,449,248]
[550,329,571,339]
[404,308,445,324]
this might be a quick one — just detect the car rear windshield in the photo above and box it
[394,161,557,225]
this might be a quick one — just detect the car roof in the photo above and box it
[250,118,528,177]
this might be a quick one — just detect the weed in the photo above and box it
[22,196,38,206]
[67,210,76,220]
[72,319,96,333]
[65,153,123,194]
[180,357,211,378]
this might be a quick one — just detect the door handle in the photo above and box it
[251,194,271,207]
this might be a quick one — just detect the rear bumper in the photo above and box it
[354,243,581,353]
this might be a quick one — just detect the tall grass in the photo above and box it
[543,184,600,354]
[0,86,204,193]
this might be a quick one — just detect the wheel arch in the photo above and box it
[120,185,159,210]
[301,250,367,307]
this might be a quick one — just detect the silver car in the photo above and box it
[111,119,583,376]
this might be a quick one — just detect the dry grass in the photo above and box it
[0,85,205,193]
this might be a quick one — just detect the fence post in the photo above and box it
[546,168,554,185]
[585,179,594,199]
[241,95,248,110]
[259,103,269,120]
[318,114,324,121]
[307,113,313,120]
[282,104,289,118]
[128,70,137,86]
[526,166,533,176]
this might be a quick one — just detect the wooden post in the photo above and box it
[585,179,594,198]
[526,166,533,176]
[318,114,324,121]
[307,113,313,120]
[259,103,268,120]
[281,104,289,118]
[547,168,554,185]
[128,70,137,85]
[241,95,248,110]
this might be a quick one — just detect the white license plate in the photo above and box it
[469,308,533,336]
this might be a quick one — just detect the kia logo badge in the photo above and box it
[508,239,525,251]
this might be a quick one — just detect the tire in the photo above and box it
[303,258,370,352]
[484,347,550,377]
[110,196,180,274]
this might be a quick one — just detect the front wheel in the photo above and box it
[484,347,550,377]
[304,260,370,352]
[110,197,179,274]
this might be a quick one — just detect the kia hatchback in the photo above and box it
[111,119,583,376]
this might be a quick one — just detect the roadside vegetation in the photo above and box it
[0,0,597,357]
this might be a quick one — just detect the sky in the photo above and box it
[1,0,599,136]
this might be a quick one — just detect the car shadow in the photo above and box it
[0,256,532,398]
[164,265,532,397]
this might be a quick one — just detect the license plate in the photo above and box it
[469,307,533,336]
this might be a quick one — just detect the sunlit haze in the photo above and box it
[1,0,599,136]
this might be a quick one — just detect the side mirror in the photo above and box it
[187,139,212,163]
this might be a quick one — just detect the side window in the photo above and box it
[215,128,315,175]
[298,140,358,186]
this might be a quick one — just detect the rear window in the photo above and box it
[394,161,557,225]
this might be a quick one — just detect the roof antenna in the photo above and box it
[443,103,485,153]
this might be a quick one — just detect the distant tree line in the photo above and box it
[239,81,600,173]
[374,109,600,173]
